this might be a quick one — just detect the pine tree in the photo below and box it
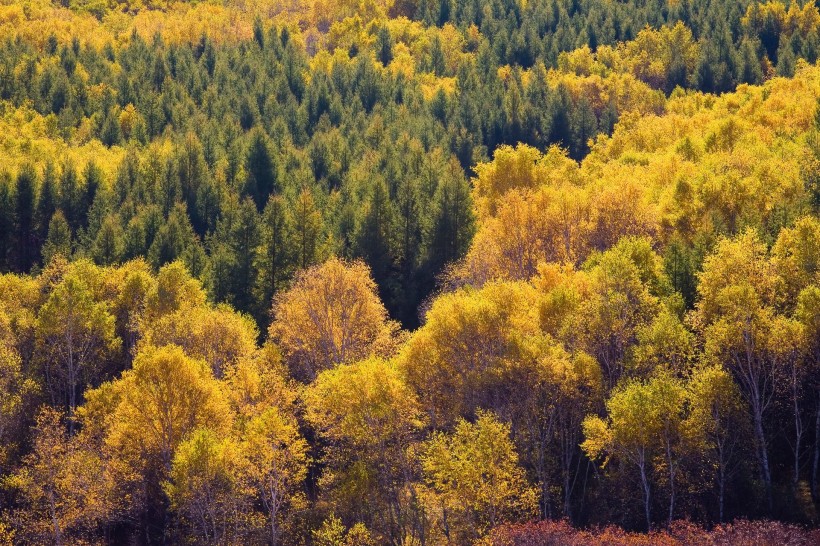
[42,210,72,266]
[292,187,324,270]
[59,161,81,233]
[354,179,394,290]
[426,160,474,272]
[14,164,37,272]
[36,162,58,246]
[254,194,295,325]
[376,25,394,66]
[91,215,123,266]
[245,130,278,211]
[0,175,14,271]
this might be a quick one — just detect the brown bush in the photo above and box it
[485,519,820,546]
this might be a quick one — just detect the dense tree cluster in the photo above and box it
[2,0,820,544]
[3,0,820,328]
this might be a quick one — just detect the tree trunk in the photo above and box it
[792,365,803,487]
[48,487,63,546]
[718,463,725,524]
[666,439,675,527]
[638,450,651,531]
[753,404,773,512]
[813,389,820,501]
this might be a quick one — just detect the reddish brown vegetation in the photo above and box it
[486,519,820,546]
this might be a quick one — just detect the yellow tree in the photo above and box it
[582,372,688,530]
[5,408,115,545]
[143,260,207,324]
[270,258,398,381]
[0,341,36,471]
[223,343,299,423]
[771,216,820,307]
[82,344,232,536]
[100,344,232,474]
[304,357,424,544]
[109,259,156,362]
[421,411,536,543]
[397,281,541,427]
[242,407,309,546]
[796,286,820,499]
[686,365,747,522]
[570,240,661,388]
[34,271,121,433]
[143,303,258,378]
[165,428,255,544]
[695,230,786,511]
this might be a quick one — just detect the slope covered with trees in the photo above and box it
[1,0,820,544]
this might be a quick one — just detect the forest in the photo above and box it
[2,0,820,544]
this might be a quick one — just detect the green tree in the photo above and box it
[42,210,72,265]
[246,130,279,211]
[291,187,324,270]
[14,164,37,272]
[254,194,296,324]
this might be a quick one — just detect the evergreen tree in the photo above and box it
[41,210,72,265]
[376,25,394,66]
[14,164,37,272]
[91,215,123,266]
[35,162,58,246]
[292,187,323,270]
[245,130,278,211]
[254,194,295,325]
[426,160,474,272]
[354,179,394,291]
[0,175,13,271]
[59,161,81,233]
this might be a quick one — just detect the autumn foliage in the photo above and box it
[2,0,820,544]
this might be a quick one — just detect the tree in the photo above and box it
[5,408,113,545]
[142,303,258,379]
[246,130,279,211]
[254,194,296,325]
[14,164,37,272]
[353,179,394,289]
[572,243,661,388]
[142,261,207,323]
[421,411,536,543]
[291,187,324,270]
[100,344,232,469]
[41,210,72,265]
[305,357,424,544]
[242,407,309,545]
[214,198,259,314]
[582,372,688,530]
[696,230,783,511]
[398,280,542,423]
[0,177,13,271]
[270,258,398,381]
[426,159,474,273]
[376,24,394,66]
[91,215,124,266]
[35,269,120,433]
[35,162,58,246]
[796,286,820,501]
[59,161,81,233]
[687,365,747,522]
[165,429,252,544]
[84,344,232,539]
[0,342,36,470]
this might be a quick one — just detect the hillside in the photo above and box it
[0,0,820,544]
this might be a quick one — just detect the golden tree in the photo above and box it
[270,257,398,381]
